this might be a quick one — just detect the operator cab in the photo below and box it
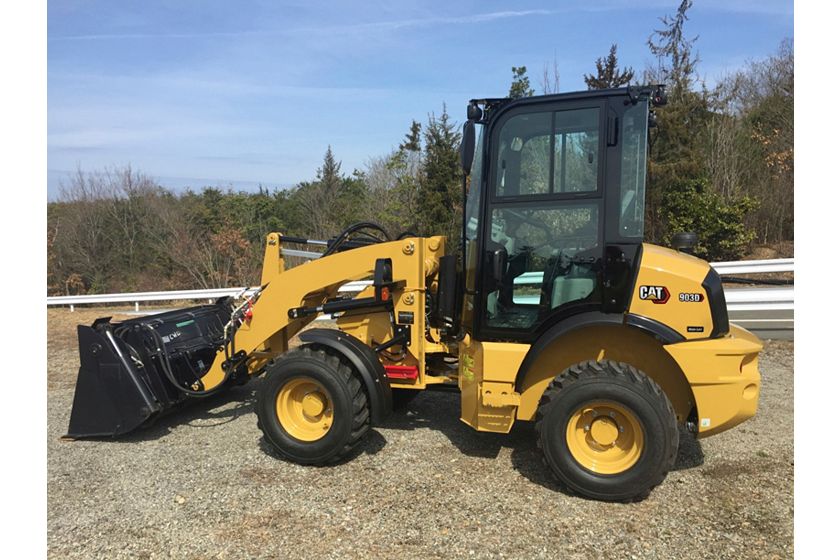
[459,86,664,343]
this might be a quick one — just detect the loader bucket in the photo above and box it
[66,300,233,438]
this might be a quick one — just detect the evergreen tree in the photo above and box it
[643,0,707,244]
[641,0,755,259]
[290,146,347,238]
[383,121,424,234]
[399,120,422,152]
[508,66,534,99]
[647,0,698,98]
[315,147,369,232]
[419,106,462,246]
[317,145,342,190]
[583,44,635,89]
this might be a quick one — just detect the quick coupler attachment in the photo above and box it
[66,299,233,438]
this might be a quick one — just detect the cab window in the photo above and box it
[495,112,552,196]
[494,108,600,197]
[554,108,599,193]
[484,202,600,331]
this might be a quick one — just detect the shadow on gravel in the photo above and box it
[257,429,388,465]
[510,424,705,493]
[69,381,262,444]
[379,390,706,494]
[381,390,520,460]
[380,392,570,493]
[673,426,705,471]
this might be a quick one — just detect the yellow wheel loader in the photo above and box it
[66,86,762,501]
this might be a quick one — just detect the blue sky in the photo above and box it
[47,0,793,198]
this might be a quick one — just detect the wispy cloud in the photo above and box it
[49,9,553,41]
[350,9,553,31]
[49,30,266,41]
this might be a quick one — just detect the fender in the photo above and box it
[298,328,393,424]
[624,313,685,345]
[514,311,684,393]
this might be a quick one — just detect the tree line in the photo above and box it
[48,0,792,295]
[48,112,462,294]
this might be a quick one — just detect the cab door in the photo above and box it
[476,100,607,342]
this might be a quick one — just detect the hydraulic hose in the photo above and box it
[322,222,391,257]
[137,323,233,397]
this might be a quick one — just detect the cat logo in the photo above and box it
[639,285,670,304]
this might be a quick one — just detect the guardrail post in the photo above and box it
[70,304,74,312]
[135,301,139,312]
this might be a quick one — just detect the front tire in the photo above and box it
[535,360,679,502]
[257,346,370,465]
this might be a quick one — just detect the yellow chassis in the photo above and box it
[664,324,762,437]
[200,233,761,440]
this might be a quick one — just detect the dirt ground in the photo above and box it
[746,241,794,260]
[47,308,794,559]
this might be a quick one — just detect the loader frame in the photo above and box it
[197,233,449,398]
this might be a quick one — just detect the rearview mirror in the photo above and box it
[460,120,476,175]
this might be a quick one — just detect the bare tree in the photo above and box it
[541,51,561,94]
[54,168,117,292]
[704,113,743,200]
[363,149,423,236]
[53,165,162,291]
[703,40,793,244]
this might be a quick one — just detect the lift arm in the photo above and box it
[197,232,442,391]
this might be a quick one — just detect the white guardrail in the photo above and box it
[46,259,794,338]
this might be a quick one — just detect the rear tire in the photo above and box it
[257,346,370,465]
[535,360,678,502]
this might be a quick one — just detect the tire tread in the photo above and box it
[257,345,371,465]
[535,360,679,502]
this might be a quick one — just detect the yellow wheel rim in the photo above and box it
[275,377,334,442]
[566,401,644,475]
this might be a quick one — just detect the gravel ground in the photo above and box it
[47,309,793,559]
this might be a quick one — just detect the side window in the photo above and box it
[618,102,649,238]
